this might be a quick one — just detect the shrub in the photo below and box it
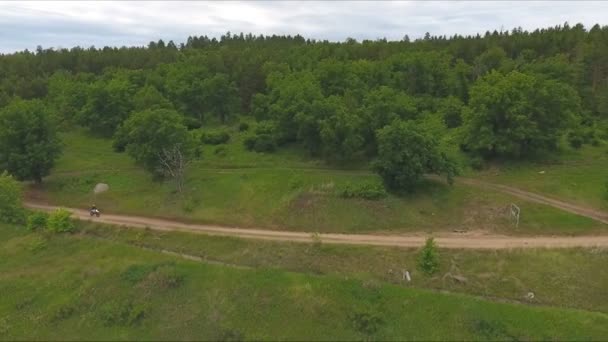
[47,208,75,233]
[201,130,230,145]
[27,212,48,231]
[337,181,387,200]
[99,300,145,327]
[567,130,584,149]
[350,308,384,336]
[417,237,440,276]
[238,122,249,132]
[253,134,276,152]
[605,179,608,202]
[243,134,276,153]
[0,171,24,224]
[214,146,227,157]
[470,156,485,170]
[183,116,202,130]
[243,135,257,150]
[254,121,276,135]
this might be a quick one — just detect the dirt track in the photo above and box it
[430,176,608,225]
[24,203,608,249]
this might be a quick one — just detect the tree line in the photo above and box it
[0,22,607,192]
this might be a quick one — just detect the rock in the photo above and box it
[538,171,545,174]
[93,183,109,194]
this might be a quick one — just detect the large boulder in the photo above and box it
[93,183,109,194]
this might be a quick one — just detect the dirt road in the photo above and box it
[25,203,608,249]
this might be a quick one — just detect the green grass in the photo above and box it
[1,223,607,341]
[34,129,607,235]
[81,222,608,313]
[474,144,608,211]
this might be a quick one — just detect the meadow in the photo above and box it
[1,223,607,341]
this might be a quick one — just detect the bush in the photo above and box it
[27,212,48,231]
[238,122,249,132]
[350,308,384,336]
[243,134,276,153]
[183,116,202,130]
[201,130,230,145]
[470,156,485,170]
[567,130,584,149]
[214,146,227,157]
[254,121,276,135]
[253,134,276,152]
[99,300,145,327]
[337,181,387,200]
[417,238,440,276]
[0,171,24,224]
[605,180,608,202]
[243,135,257,150]
[47,208,75,233]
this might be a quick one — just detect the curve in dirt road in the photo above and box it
[25,202,608,250]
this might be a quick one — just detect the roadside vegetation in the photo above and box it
[1,223,607,340]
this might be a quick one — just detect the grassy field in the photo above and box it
[82,222,608,313]
[1,223,607,341]
[31,129,607,235]
[475,145,608,211]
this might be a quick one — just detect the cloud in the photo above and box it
[0,1,606,53]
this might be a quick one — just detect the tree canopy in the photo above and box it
[0,99,62,183]
[114,108,193,176]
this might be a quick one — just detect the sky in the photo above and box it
[0,1,607,53]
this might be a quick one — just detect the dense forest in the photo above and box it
[1,23,607,190]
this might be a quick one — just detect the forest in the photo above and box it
[1,22,607,192]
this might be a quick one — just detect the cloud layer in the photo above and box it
[0,1,606,53]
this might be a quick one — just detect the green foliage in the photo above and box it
[79,76,135,136]
[214,146,227,157]
[244,121,277,152]
[183,116,203,130]
[122,262,184,291]
[0,99,62,183]
[99,300,145,327]
[132,85,174,112]
[463,71,580,159]
[200,73,240,123]
[238,122,250,131]
[114,109,192,175]
[417,237,440,276]
[337,181,387,200]
[374,121,457,192]
[47,209,75,233]
[349,308,384,337]
[567,130,585,149]
[201,130,230,145]
[27,212,48,231]
[0,172,24,224]
[244,134,276,153]
[438,96,465,128]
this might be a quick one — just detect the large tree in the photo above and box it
[463,70,581,158]
[374,120,456,192]
[114,108,193,176]
[200,73,240,123]
[0,99,62,183]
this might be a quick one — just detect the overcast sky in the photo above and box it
[0,1,607,53]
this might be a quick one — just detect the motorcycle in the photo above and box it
[90,208,101,217]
